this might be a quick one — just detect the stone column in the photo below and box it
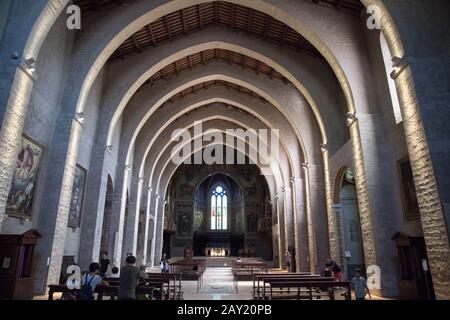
[346,113,378,269]
[0,59,36,230]
[149,193,160,267]
[275,193,286,268]
[331,204,347,279]
[33,114,83,294]
[291,176,307,272]
[78,145,110,269]
[137,185,151,265]
[283,184,295,258]
[122,176,144,261]
[321,144,337,261]
[307,162,329,271]
[153,195,164,265]
[0,0,68,230]
[302,163,316,273]
[109,167,129,267]
[392,58,450,299]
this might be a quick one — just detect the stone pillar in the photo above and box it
[331,204,347,279]
[122,176,144,261]
[78,145,110,269]
[283,184,294,257]
[321,144,337,262]
[392,59,450,299]
[142,187,153,265]
[291,176,308,272]
[302,163,316,273]
[0,0,68,230]
[109,167,129,267]
[33,114,83,294]
[307,162,329,271]
[0,59,36,230]
[153,195,164,265]
[275,193,286,268]
[346,113,378,269]
[137,185,151,265]
[149,193,159,266]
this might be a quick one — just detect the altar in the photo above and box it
[205,247,230,257]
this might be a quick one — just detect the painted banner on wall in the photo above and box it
[68,164,87,228]
[6,135,44,218]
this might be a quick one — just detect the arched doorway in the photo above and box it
[100,175,113,256]
[335,168,365,279]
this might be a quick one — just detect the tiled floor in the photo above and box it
[183,267,253,300]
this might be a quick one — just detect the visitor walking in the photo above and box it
[118,255,141,300]
[352,268,371,300]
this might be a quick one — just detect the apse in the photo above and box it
[163,164,273,262]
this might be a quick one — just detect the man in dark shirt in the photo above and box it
[119,255,141,300]
[99,252,110,277]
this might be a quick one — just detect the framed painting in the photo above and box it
[398,158,420,221]
[6,135,44,219]
[68,164,87,228]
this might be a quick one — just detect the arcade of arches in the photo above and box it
[0,0,449,300]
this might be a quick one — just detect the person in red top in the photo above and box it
[326,258,342,282]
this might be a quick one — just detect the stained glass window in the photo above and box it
[211,185,227,230]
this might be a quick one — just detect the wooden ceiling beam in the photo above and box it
[198,5,204,28]
[131,35,141,53]
[181,8,188,34]
[164,16,172,40]
[262,16,272,42]
[147,25,156,46]
[214,1,218,23]
[247,9,254,34]
[230,3,236,30]
[279,24,288,46]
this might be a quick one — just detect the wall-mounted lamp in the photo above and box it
[346,112,357,127]
[74,112,85,125]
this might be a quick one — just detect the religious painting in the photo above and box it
[398,159,420,220]
[68,164,87,228]
[6,135,44,218]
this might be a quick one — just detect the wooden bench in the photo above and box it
[47,281,165,300]
[169,259,205,292]
[259,276,334,300]
[144,273,183,300]
[232,261,268,282]
[252,273,322,299]
[266,280,351,300]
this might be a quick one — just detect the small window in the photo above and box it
[380,33,402,124]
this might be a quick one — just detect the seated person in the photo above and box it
[78,262,109,300]
[110,266,120,278]
[139,265,149,281]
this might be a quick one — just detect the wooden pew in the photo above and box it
[169,259,205,292]
[232,261,268,282]
[144,273,183,300]
[266,280,351,300]
[252,273,321,299]
[103,273,183,300]
[47,281,165,300]
[259,276,334,300]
